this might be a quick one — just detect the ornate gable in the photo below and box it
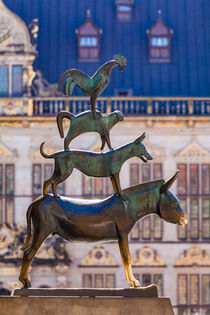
[131,246,165,266]
[174,140,210,163]
[0,0,34,53]
[79,246,118,267]
[176,246,210,267]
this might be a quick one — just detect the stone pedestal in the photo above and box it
[1,287,174,315]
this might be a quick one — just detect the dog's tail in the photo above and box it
[20,204,33,251]
[56,111,74,138]
[40,142,54,159]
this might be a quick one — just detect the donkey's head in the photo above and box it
[158,171,188,226]
[133,132,153,163]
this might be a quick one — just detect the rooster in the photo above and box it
[58,55,127,113]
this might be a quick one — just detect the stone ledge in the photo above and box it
[12,285,158,298]
[0,297,174,315]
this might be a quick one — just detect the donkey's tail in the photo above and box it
[40,142,54,159]
[56,111,74,138]
[20,204,33,251]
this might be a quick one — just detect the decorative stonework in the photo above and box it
[29,145,61,161]
[176,246,210,266]
[79,246,118,267]
[0,99,25,116]
[144,143,165,161]
[131,246,165,266]
[174,140,210,163]
[0,223,70,266]
[0,142,18,161]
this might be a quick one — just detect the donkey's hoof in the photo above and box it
[129,279,140,287]
[20,278,31,288]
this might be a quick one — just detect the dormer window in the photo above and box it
[76,10,102,62]
[147,11,173,63]
[116,0,133,22]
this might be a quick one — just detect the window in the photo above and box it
[0,66,9,96]
[32,164,64,197]
[147,11,173,63]
[130,163,163,240]
[116,0,133,22]
[82,274,116,288]
[82,175,113,198]
[0,164,15,223]
[134,273,163,296]
[76,10,102,62]
[177,274,210,313]
[0,65,23,96]
[177,163,210,240]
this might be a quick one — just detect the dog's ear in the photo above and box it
[134,132,146,144]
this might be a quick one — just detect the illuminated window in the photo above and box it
[82,176,113,197]
[177,163,210,240]
[130,163,163,240]
[147,11,173,63]
[0,65,23,96]
[134,273,163,296]
[0,164,14,223]
[82,274,116,288]
[177,274,210,312]
[116,0,133,22]
[76,10,102,62]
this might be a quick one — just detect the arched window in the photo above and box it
[116,0,133,22]
[147,11,173,63]
[76,10,102,62]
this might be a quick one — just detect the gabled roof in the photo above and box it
[76,10,101,36]
[3,0,210,96]
[148,11,172,36]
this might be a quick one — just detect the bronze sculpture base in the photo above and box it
[12,285,158,297]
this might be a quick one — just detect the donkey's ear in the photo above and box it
[160,170,179,194]
[134,132,146,144]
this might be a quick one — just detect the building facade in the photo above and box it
[0,1,210,314]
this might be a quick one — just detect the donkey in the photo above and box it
[56,109,124,150]
[40,132,153,201]
[19,171,187,288]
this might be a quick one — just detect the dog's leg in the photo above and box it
[110,176,118,194]
[51,171,71,198]
[113,173,127,201]
[118,233,140,287]
[104,133,113,150]
[43,174,55,195]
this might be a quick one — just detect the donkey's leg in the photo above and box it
[118,234,140,287]
[113,173,127,201]
[19,230,51,288]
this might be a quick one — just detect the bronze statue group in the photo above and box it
[18,56,187,289]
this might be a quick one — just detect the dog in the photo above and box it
[56,110,124,150]
[40,132,153,201]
